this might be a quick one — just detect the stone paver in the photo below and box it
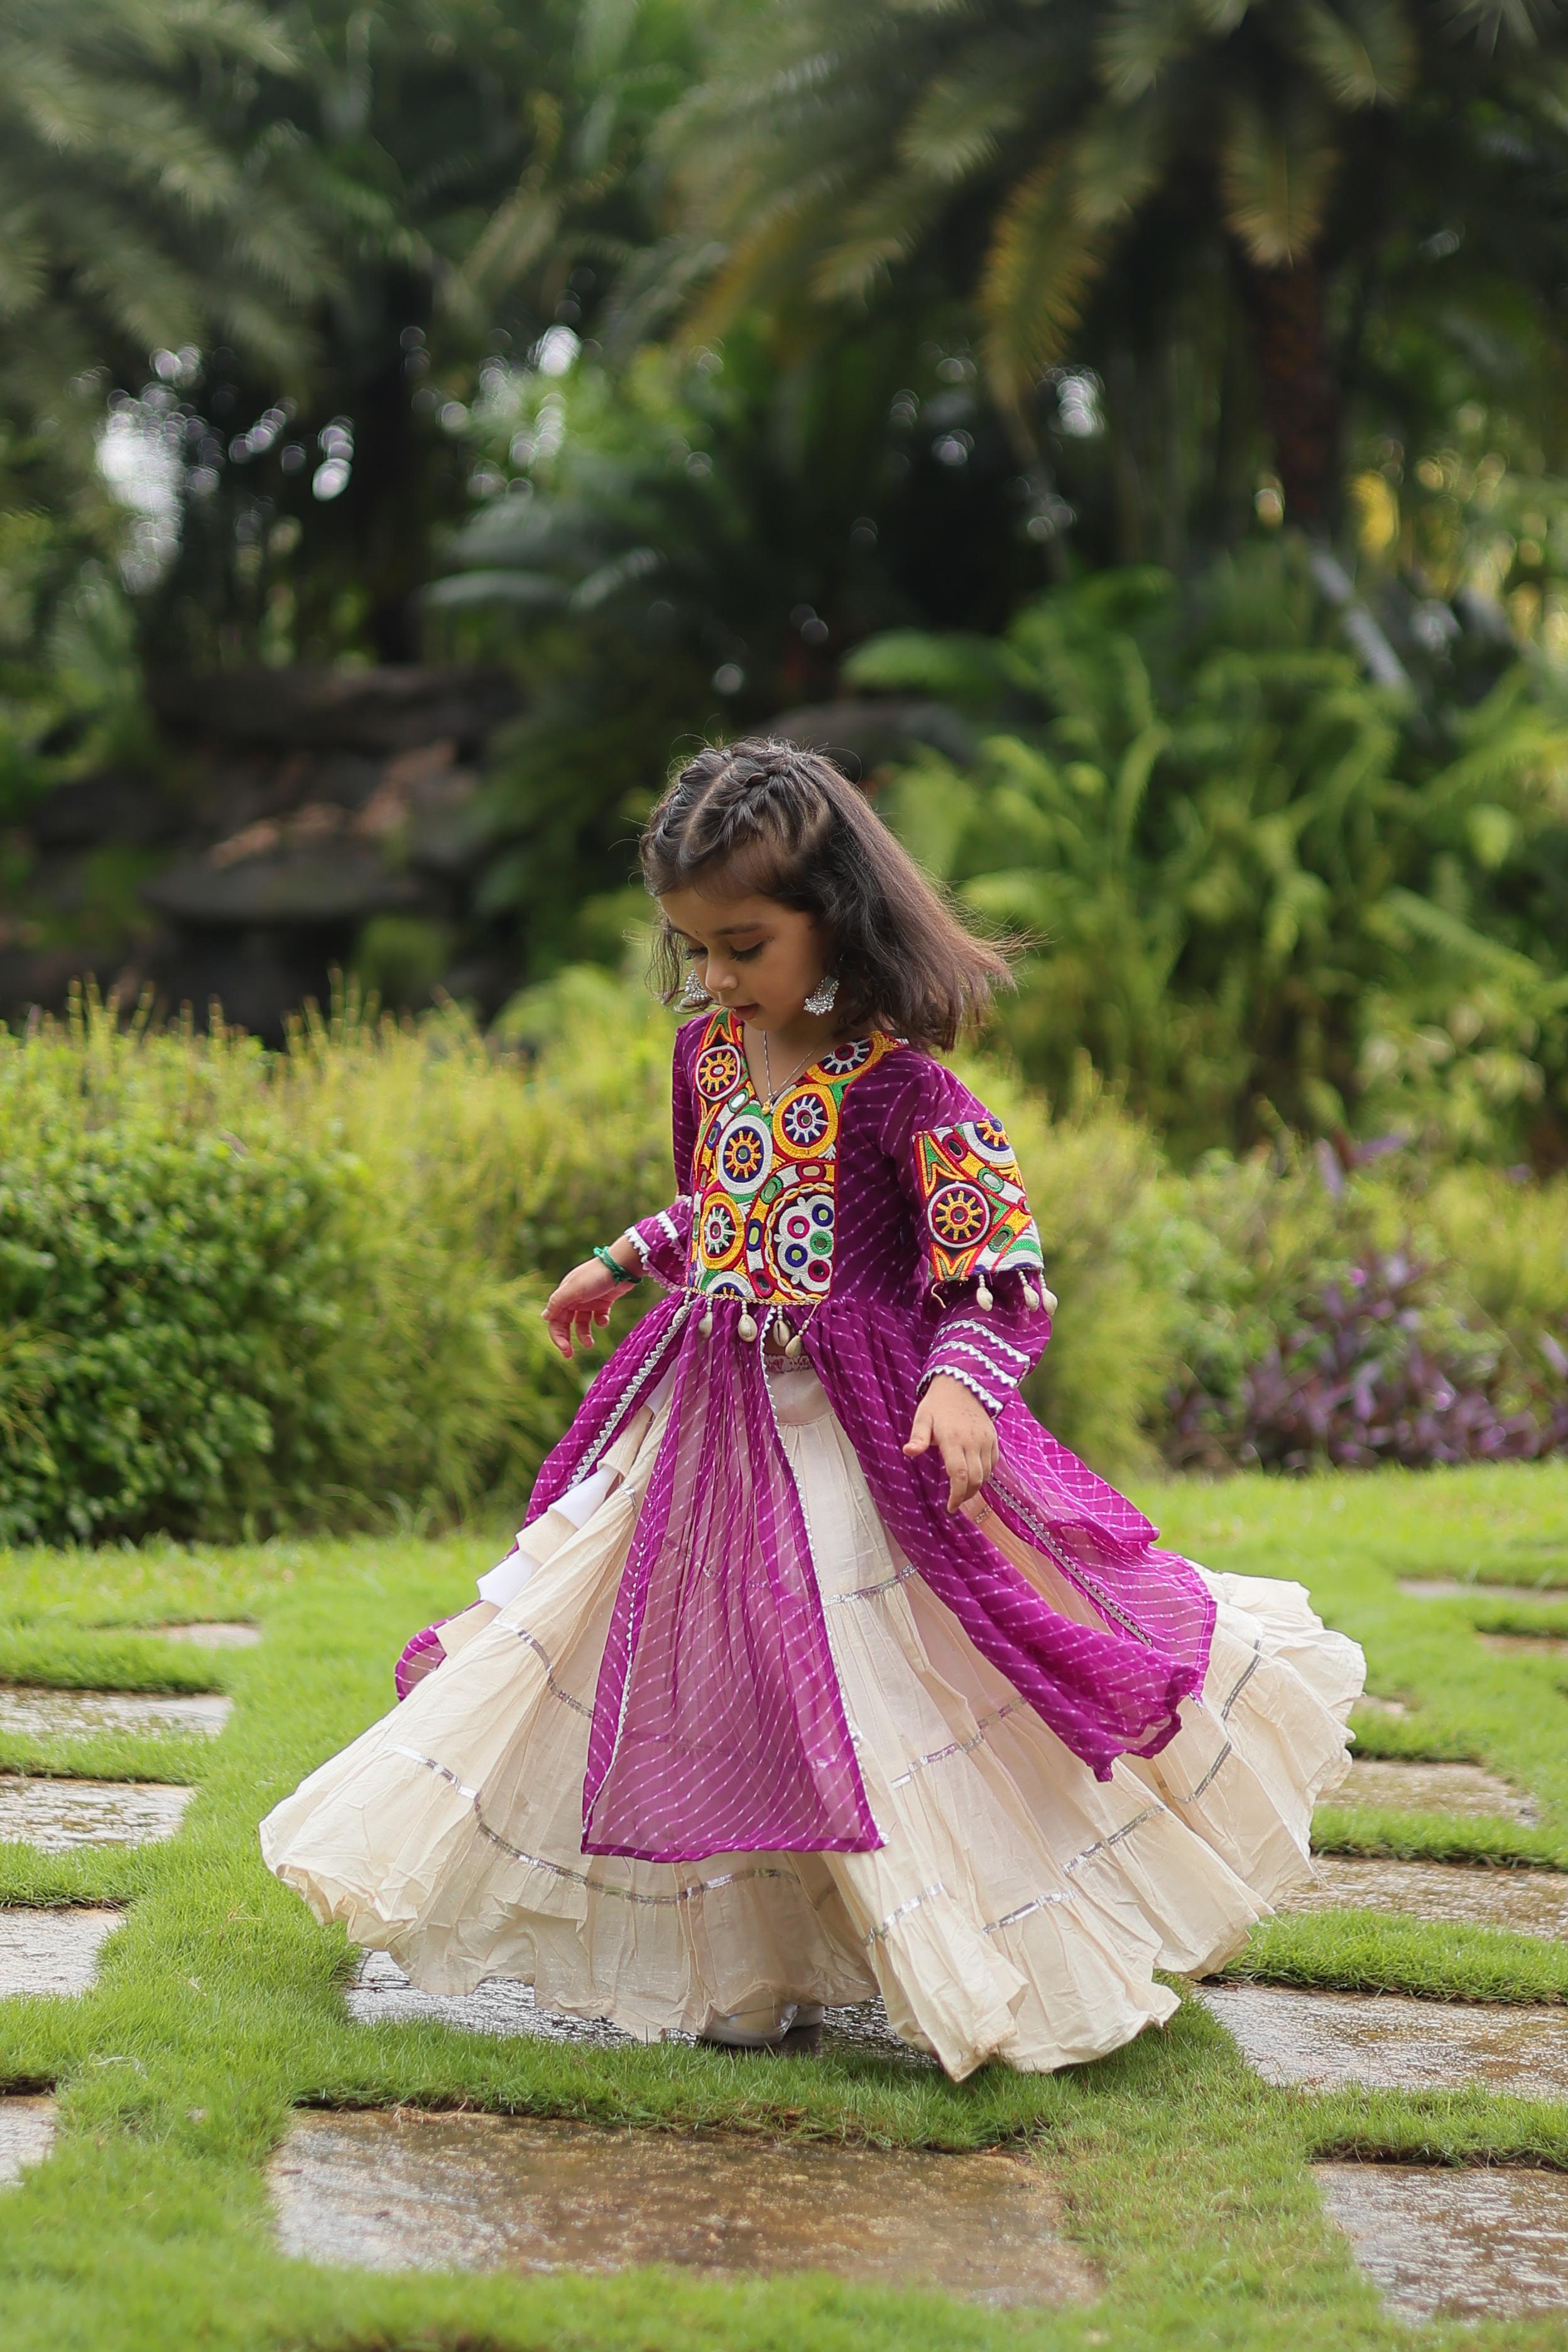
[271,2108,1096,2306]
[148,1623,261,1649]
[0,1687,231,1740]
[1315,2162,1568,2322]
[1197,1983,1568,2100]
[1329,1757,1537,1821]
[349,1949,934,2068]
[0,1775,193,1850]
[1281,1855,1568,1939]
[0,1908,121,1996]
[0,2098,56,2187]
[1480,1632,1568,1660]
[1402,1578,1568,1606]
[1352,1694,1409,1718]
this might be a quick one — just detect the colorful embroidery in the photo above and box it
[689,1011,900,1305]
[915,1121,1046,1288]
[694,1037,744,1102]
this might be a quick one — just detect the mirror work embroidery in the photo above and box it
[914,1121,1047,1287]
[688,1010,902,1305]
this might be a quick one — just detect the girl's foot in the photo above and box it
[791,2003,825,2028]
[699,2002,800,2048]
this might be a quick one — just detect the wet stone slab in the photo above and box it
[1197,1984,1568,2100]
[271,2108,1096,2306]
[1402,1577,1568,1606]
[0,1908,121,1996]
[0,1687,231,1740]
[0,1775,193,1850]
[1480,1631,1568,1660]
[1315,2162,1568,2323]
[1329,1757,1538,1821]
[0,2097,56,2187]
[148,1623,261,1650]
[1281,1854,1568,1939]
[349,1950,934,2069]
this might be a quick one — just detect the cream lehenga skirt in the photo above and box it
[260,1368,1364,2079]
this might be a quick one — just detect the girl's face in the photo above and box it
[660,883,833,1033]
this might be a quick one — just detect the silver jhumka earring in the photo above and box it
[803,971,839,1015]
[678,972,711,1009]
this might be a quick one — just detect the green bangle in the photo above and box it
[593,1244,641,1285]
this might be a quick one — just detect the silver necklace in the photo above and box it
[758,1026,814,1108]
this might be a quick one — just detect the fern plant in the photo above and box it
[847,547,1568,1161]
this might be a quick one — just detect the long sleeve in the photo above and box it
[621,1195,692,1287]
[885,1058,1057,1415]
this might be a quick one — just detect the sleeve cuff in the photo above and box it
[918,1358,1009,1417]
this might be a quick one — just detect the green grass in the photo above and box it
[1,1469,1567,2349]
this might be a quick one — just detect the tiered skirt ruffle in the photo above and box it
[260,1369,1363,2078]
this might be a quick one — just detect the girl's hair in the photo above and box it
[641,738,1012,1049]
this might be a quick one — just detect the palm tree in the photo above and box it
[223,0,697,661]
[0,0,327,454]
[0,0,696,664]
[661,0,1568,537]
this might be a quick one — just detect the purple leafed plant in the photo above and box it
[1168,1248,1568,1473]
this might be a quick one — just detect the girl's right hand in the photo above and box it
[542,1255,638,1359]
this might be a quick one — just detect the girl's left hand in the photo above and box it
[902,1373,998,1513]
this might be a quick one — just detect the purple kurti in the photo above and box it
[526,1013,1216,1864]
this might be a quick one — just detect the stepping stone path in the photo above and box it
[0,1908,120,1997]
[1330,1756,1538,1821]
[1315,2162,1568,2324]
[1282,1854,1568,1938]
[271,2108,1096,2307]
[0,1776,192,1850]
[349,1949,934,2068]
[149,1623,261,1649]
[1401,1577,1568,1605]
[1480,1631,1568,1660]
[0,1687,231,1740]
[1196,1984,1568,2101]
[0,2098,56,2187]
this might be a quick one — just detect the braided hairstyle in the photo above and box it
[641,738,1011,1049]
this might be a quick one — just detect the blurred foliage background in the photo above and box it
[3,970,1564,1542]
[5,0,1568,1507]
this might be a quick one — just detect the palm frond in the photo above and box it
[0,210,47,320]
[896,31,1063,182]
[810,173,950,302]
[465,189,565,297]
[1067,94,1174,227]
[1099,0,1204,101]
[1444,0,1559,54]
[1218,92,1339,262]
[1287,0,1416,104]
[978,152,1111,412]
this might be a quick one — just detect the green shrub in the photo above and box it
[0,1128,356,1543]
[0,981,673,1545]
[847,546,1568,1165]
[2,974,1564,1539]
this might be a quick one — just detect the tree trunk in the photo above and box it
[1233,251,1341,532]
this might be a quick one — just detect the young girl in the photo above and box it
[261,739,1363,2078]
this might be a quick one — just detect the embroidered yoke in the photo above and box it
[526,1011,1217,1864]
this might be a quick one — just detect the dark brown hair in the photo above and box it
[640,738,1013,1050]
